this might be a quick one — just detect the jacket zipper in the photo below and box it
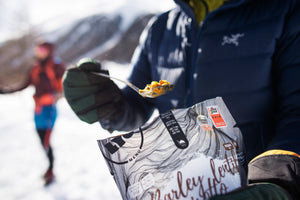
[184,0,246,106]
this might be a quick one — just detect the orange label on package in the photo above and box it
[207,106,227,128]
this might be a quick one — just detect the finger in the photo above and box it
[70,84,121,116]
[68,94,96,114]
[76,108,99,124]
[63,84,103,100]
[63,69,109,86]
[94,83,122,105]
[76,58,103,72]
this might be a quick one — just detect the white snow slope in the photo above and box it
[0,62,145,200]
[0,1,175,199]
[0,63,133,200]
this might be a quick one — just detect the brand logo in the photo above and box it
[99,130,144,165]
[222,33,245,46]
[104,132,134,154]
[207,106,227,128]
[160,111,189,149]
[208,106,219,115]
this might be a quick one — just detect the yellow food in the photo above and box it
[139,80,174,98]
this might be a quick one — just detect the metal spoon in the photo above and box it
[91,72,174,98]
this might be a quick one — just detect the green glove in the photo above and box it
[209,183,292,200]
[63,58,125,124]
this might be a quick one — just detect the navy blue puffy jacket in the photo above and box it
[104,0,300,164]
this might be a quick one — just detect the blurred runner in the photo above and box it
[0,41,65,186]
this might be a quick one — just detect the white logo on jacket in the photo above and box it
[222,33,245,46]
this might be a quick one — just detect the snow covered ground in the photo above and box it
[0,1,176,199]
[0,62,136,200]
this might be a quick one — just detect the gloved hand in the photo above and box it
[63,58,125,124]
[209,183,292,200]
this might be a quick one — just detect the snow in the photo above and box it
[0,1,176,199]
[0,62,135,200]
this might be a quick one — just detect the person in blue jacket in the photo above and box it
[63,0,300,199]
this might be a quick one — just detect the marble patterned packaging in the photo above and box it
[97,97,247,200]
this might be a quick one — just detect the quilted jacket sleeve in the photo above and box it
[101,15,163,131]
[268,0,300,156]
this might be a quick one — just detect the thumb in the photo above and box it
[76,58,102,72]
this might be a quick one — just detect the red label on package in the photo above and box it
[207,106,227,128]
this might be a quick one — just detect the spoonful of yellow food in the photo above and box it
[91,72,174,98]
[138,80,174,98]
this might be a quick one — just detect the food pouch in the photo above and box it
[97,97,247,200]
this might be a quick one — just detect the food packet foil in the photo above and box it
[97,97,247,200]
